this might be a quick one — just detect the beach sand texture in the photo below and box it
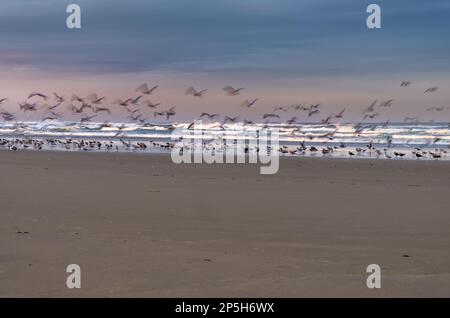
[1,151,449,297]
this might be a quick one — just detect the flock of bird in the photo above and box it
[0,81,449,160]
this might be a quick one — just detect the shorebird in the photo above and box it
[333,108,346,119]
[424,87,438,93]
[364,99,377,113]
[54,93,65,103]
[94,106,111,114]
[142,100,160,108]
[241,99,258,108]
[129,96,143,105]
[308,108,320,117]
[19,102,38,112]
[223,116,239,123]
[400,81,411,87]
[286,117,297,124]
[86,93,105,104]
[427,106,449,112]
[380,99,394,107]
[263,113,280,120]
[0,111,16,121]
[185,87,207,97]
[200,112,219,120]
[71,94,84,103]
[113,98,132,107]
[364,113,380,119]
[223,86,244,96]
[154,107,176,120]
[136,84,158,95]
[80,114,97,123]
[28,92,48,100]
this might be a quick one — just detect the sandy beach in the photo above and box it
[0,150,449,297]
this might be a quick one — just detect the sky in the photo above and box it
[0,0,449,122]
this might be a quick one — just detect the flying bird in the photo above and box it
[223,86,244,96]
[424,87,438,93]
[186,87,207,97]
[136,84,158,95]
[200,113,219,120]
[241,99,259,108]
[400,81,411,87]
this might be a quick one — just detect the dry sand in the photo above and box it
[0,150,449,297]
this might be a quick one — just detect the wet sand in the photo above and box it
[0,150,449,297]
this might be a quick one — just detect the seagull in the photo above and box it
[136,84,158,95]
[54,93,65,103]
[400,81,411,87]
[200,113,219,120]
[380,99,394,107]
[130,96,143,105]
[28,92,48,100]
[427,106,448,112]
[241,99,259,108]
[154,107,176,120]
[0,98,7,105]
[364,99,377,113]
[286,117,297,124]
[94,107,111,114]
[71,94,84,103]
[186,87,207,97]
[80,114,97,123]
[424,87,438,93]
[263,113,280,120]
[0,111,16,121]
[113,98,132,107]
[19,102,38,112]
[142,100,160,108]
[86,93,105,105]
[223,86,244,96]
[364,113,380,119]
[308,109,320,117]
[223,116,239,123]
[331,108,345,119]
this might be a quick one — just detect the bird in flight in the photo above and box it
[86,93,105,105]
[223,86,244,96]
[200,113,219,120]
[241,99,259,108]
[142,100,160,108]
[263,113,280,120]
[424,87,438,93]
[400,81,411,87]
[186,87,207,97]
[28,92,48,100]
[136,84,158,95]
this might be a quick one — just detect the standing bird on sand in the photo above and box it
[241,98,259,108]
[223,86,244,96]
[185,87,208,97]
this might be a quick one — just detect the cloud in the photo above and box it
[0,0,448,78]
